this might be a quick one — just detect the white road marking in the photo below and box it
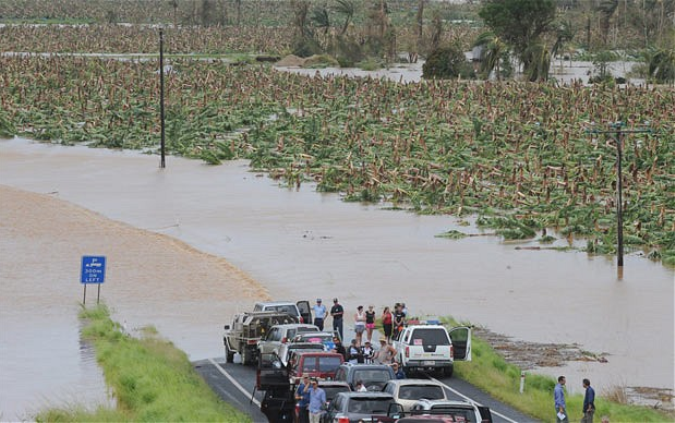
[208,358,261,407]
[429,375,520,423]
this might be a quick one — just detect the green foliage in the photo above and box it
[435,230,468,239]
[37,304,250,422]
[422,45,474,79]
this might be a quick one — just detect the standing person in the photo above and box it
[354,306,366,345]
[365,305,376,343]
[295,375,311,423]
[582,378,596,423]
[312,299,327,331]
[554,375,568,423]
[332,337,347,361]
[330,298,344,340]
[382,306,393,341]
[392,304,405,340]
[374,339,397,364]
[308,379,326,423]
[392,362,406,379]
[362,341,374,364]
[348,339,362,364]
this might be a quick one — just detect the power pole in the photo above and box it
[159,28,166,169]
[588,122,652,272]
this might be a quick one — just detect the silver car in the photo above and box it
[257,323,319,356]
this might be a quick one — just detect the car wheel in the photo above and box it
[444,366,454,378]
[225,341,234,363]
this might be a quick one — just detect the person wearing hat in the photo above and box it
[312,299,327,331]
[374,339,396,364]
[330,298,344,340]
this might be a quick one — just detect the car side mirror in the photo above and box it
[224,325,230,330]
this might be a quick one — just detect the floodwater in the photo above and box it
[0,137,673,419]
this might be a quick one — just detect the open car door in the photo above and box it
[448,326,472,361]
[477,404,493,423]
[297,300,312,324]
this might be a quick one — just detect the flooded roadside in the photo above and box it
[0,137,673,418]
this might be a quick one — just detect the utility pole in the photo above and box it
[588,122,652,273]
[159,28,166,169]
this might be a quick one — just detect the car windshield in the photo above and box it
[302,356,343,373]
[347,397,395,414]
[410,329,450,346]
[354,369,391,385]
[268,305,298,315]
[323,386,350,402]
[399,385,445,400]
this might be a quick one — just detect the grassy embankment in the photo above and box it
[441,318,672,423]
[36,304,249,422]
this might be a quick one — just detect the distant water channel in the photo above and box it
[0,137,672,419]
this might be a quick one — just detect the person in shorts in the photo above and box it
[365,305,376,343]
[354,305,366,345]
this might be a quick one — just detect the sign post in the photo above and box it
[81,256,106,304]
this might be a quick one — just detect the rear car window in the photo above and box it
[302,356,342,373]
[410,328,450,346]
[354,369,392,384]
[399,385,445,400]
[429,406,476,423]
[347,398,395,414]
[322,386,350,402]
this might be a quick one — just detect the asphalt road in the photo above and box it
[194,358,538,423]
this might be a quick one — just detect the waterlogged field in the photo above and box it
[1,55,673,264]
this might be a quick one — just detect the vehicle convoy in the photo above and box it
[223,311,299,365]
[393,324,471,377]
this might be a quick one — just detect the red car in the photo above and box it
[288,351,344,385]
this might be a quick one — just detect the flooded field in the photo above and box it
[0,137,673,419]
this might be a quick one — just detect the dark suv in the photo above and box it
[323,392,402,423]
[333,363,396,391]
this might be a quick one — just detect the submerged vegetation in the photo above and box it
[1,54,673,264]
[36,304,248,422]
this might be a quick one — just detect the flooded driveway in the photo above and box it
[0,137,673,419]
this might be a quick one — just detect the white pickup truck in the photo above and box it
[392,324,471,377]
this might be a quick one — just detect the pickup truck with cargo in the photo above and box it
[223,311,299,365]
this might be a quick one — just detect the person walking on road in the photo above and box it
[554,375,568,423]
[330,298,344,340]
[312,299,327,331]
[382,306,393,341]
[582,378,596,423]
[308,379,326,423]
[365,305,376,343]
[295,375,311,423]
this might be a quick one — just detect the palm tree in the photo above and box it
[474,31,508,80]
[333,0,355,36]
[646,47,675,84]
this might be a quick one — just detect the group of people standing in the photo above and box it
[311,298,409,343]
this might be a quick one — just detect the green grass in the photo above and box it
[442,318,673,423]
[36,304,249,422]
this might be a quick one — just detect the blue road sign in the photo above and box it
[81,256,106,284]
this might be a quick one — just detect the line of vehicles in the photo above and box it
[223,301,490,423]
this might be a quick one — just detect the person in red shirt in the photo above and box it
[381,306,393,341]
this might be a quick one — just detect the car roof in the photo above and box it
[293,351,343,358]
[336,392,395,399]
[414,399,477,409]
[272,323,317,329]
[384,378,444,387]
[255,301,298,306]
[284,342,325,349]
[297,331,334,337]
[318,380,351,388]
[340,363,392,370]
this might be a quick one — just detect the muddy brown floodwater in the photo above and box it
[0,137,673,420]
